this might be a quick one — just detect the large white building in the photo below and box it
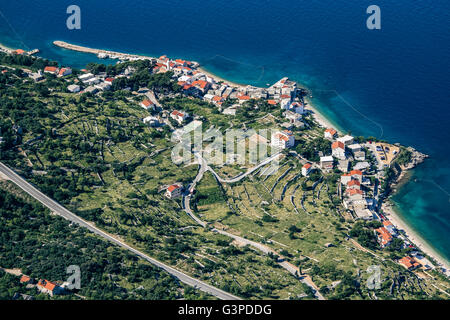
[332,141,346,160]
[271,130,295,149]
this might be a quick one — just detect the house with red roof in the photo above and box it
[345,188,363,200]
[375,227,393,248]
[37,279,63,296]
[58,67,72,77]
[140,99,155,111]
[166,184,183,199]
[14,49,25,55]
[271,130,295,150]
[170,110,189,124]
[44,66,59,75]
[302,163,312,177]
[332,141,346,160]
[324,128,338,139]
[20,275,31,284]
[347,179,361,190]
[398,256,421,270]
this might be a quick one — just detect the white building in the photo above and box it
[271,130,295,149]
[324,128,337,139]
[166,184,183,199]
[302,163,312,176]
[320,156,334,169]
[67,84,80,93]
[348,143,362,153]
[332,141,346,160]
[337,135,354,146]
[143,116,160,127]
[140,99,155,110]
[170,110,189,124]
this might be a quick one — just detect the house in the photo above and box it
[37,279,62,296]
[143,116,160,127]
[348,143,362,153]
[320,156,334,170]
[345,188,364,200]
[347,179,361,190]
[302,163,312,176]
[29,71,44,82]
[337,135,354,146]
[354,150,366,161]
[375,227,393,248]
[14,49,25,55]
[67,84,80,93]
[166,184,183,199]
[398,256,421,270]
[354,161,370,172]
[283,110,302,123]
[332,141,346,160]
[58,67,72,77]
[271,130,295,149]
[289,101,304,114]
[140,99,155,110]
[324,128,337,139]
[354,208,374,220]
[237,94,251,104]
[191,80,210,94]
[20,275,32,284]
[337,159,349,173]
[382,220,397,236]
[170,110,189,124]
[104,77,115,84]
[341,170,363,185]
[410,251,435,270]
[44,66,59,75]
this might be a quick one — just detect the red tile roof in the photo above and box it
[141,99,153,107]
[399,256,420,269]
[20,275,31,283]
[37,279,57,292]
[346,188,363,196]
[325,128,337,136]
[167,184,180,192]
[332,141,345,150]
[375,227,393,245]
[192,80,208,89]
[267,100,277,105]
[349,170,363,176]
[303,163,312,169]
[347,179,361,187]
[44,66,58,73]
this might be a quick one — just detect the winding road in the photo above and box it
[0,162,240,300]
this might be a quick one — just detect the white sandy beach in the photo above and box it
[382,202,450,276]
[197,66,248,89]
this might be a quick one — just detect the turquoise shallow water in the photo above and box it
[0,0,449,261]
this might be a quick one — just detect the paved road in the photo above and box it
[182,154,325,300]
[0,162,240,300]
[206,152,282,184]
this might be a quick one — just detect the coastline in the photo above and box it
[9,38,448,276]
[383,200,450,276]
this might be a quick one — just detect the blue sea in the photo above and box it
[1,1,449,262]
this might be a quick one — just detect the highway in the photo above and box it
[0,162,240,300]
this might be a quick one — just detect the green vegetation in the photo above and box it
[1,53,449,300]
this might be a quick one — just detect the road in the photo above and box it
[182,154,325,300]
[0,162,240,300]
[206,152,282,184]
